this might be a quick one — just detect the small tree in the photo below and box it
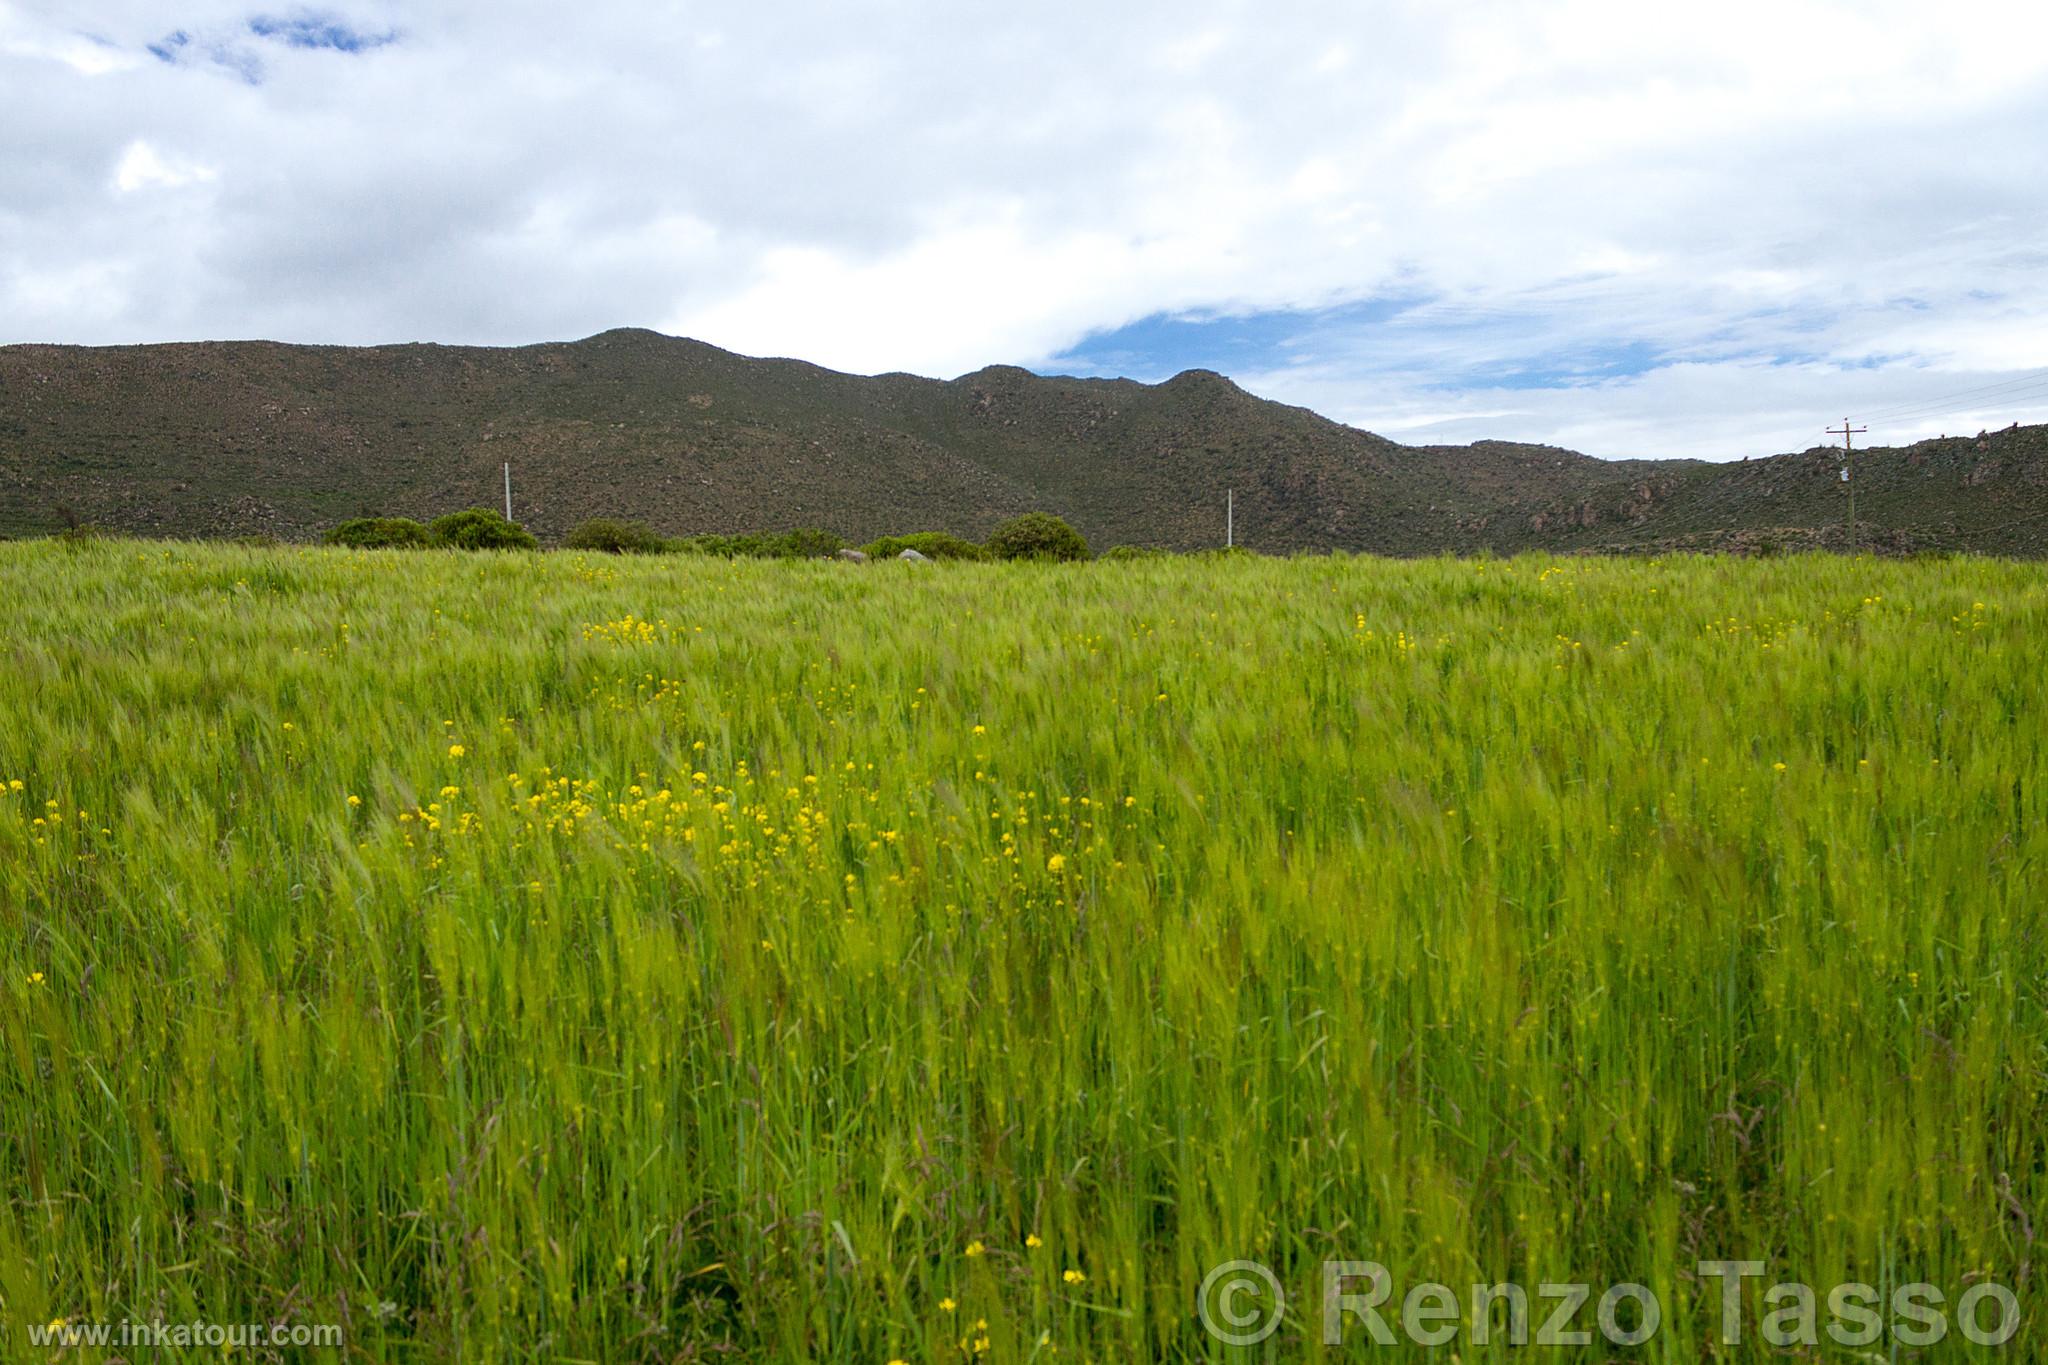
[862,531,989,561]
[774,527,846,559]
[325,516,432,548]
[986,512,1089,562]
[664,528,846,558]
[428,508,539,550]
[564,517,667,554]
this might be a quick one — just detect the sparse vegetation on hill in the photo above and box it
[2,330,2045,554]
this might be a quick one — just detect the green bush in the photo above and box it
[324,517,431,549]
[1101,544,1170,561]
[674,528,845,559]
[862,532,989,561]
[564,518,668,554]
[772,528,846,559]
[427,508,540,551]
[986,512,1089,562]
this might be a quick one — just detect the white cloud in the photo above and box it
[112,139,216,192]
[2,0,2046,457]
[0,6,139,74]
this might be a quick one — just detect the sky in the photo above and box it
[5,0,2048,459]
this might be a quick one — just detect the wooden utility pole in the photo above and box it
[1827,420,1867,551]
[503,462,513,521]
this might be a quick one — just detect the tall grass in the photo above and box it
[1,541,2042,1360]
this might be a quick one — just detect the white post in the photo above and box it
[1226,489,1233,548]
[503,462,512,521]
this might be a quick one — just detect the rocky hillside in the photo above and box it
[3,329,2043,554]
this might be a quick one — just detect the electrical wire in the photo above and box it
[1852,369,2048,425]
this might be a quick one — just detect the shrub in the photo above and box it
[668,535,725,556]
[49,504,103,544]
[325,516,432,549]
[675,528,844,559]
[564,517,668,554]
[986,512,1090,562]
[1101,544,1170,561]
[428,508,540,551]
[771,528,845,559]
[862,532,989,561]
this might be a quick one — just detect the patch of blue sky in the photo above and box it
[1045,295,1428,382]
[147,30,262,82]
[1047,295,1680,393]
[247,13,397,52]
[1763,351,1908,371]
[1443,340,1666,391]
[145,30,191,62]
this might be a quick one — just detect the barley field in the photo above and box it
[1,540,2043,1361]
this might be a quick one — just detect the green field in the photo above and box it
[2,541,2043,1360]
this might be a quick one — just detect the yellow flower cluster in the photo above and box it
[581,614,678,646]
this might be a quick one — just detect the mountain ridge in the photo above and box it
[4,329,2045,554]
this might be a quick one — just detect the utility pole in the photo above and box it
[1827,420,1866,551]
[1226,489,1234,548]
[503,462,513,521]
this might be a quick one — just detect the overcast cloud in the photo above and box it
[5,0,2048,457]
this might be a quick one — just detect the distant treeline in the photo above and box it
[321,509,1115,561]
[38,504,1258,560]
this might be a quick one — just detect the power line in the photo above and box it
[1861,366,2048,413]
[1856,368,2048,423]
[1858,388,2048,427]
